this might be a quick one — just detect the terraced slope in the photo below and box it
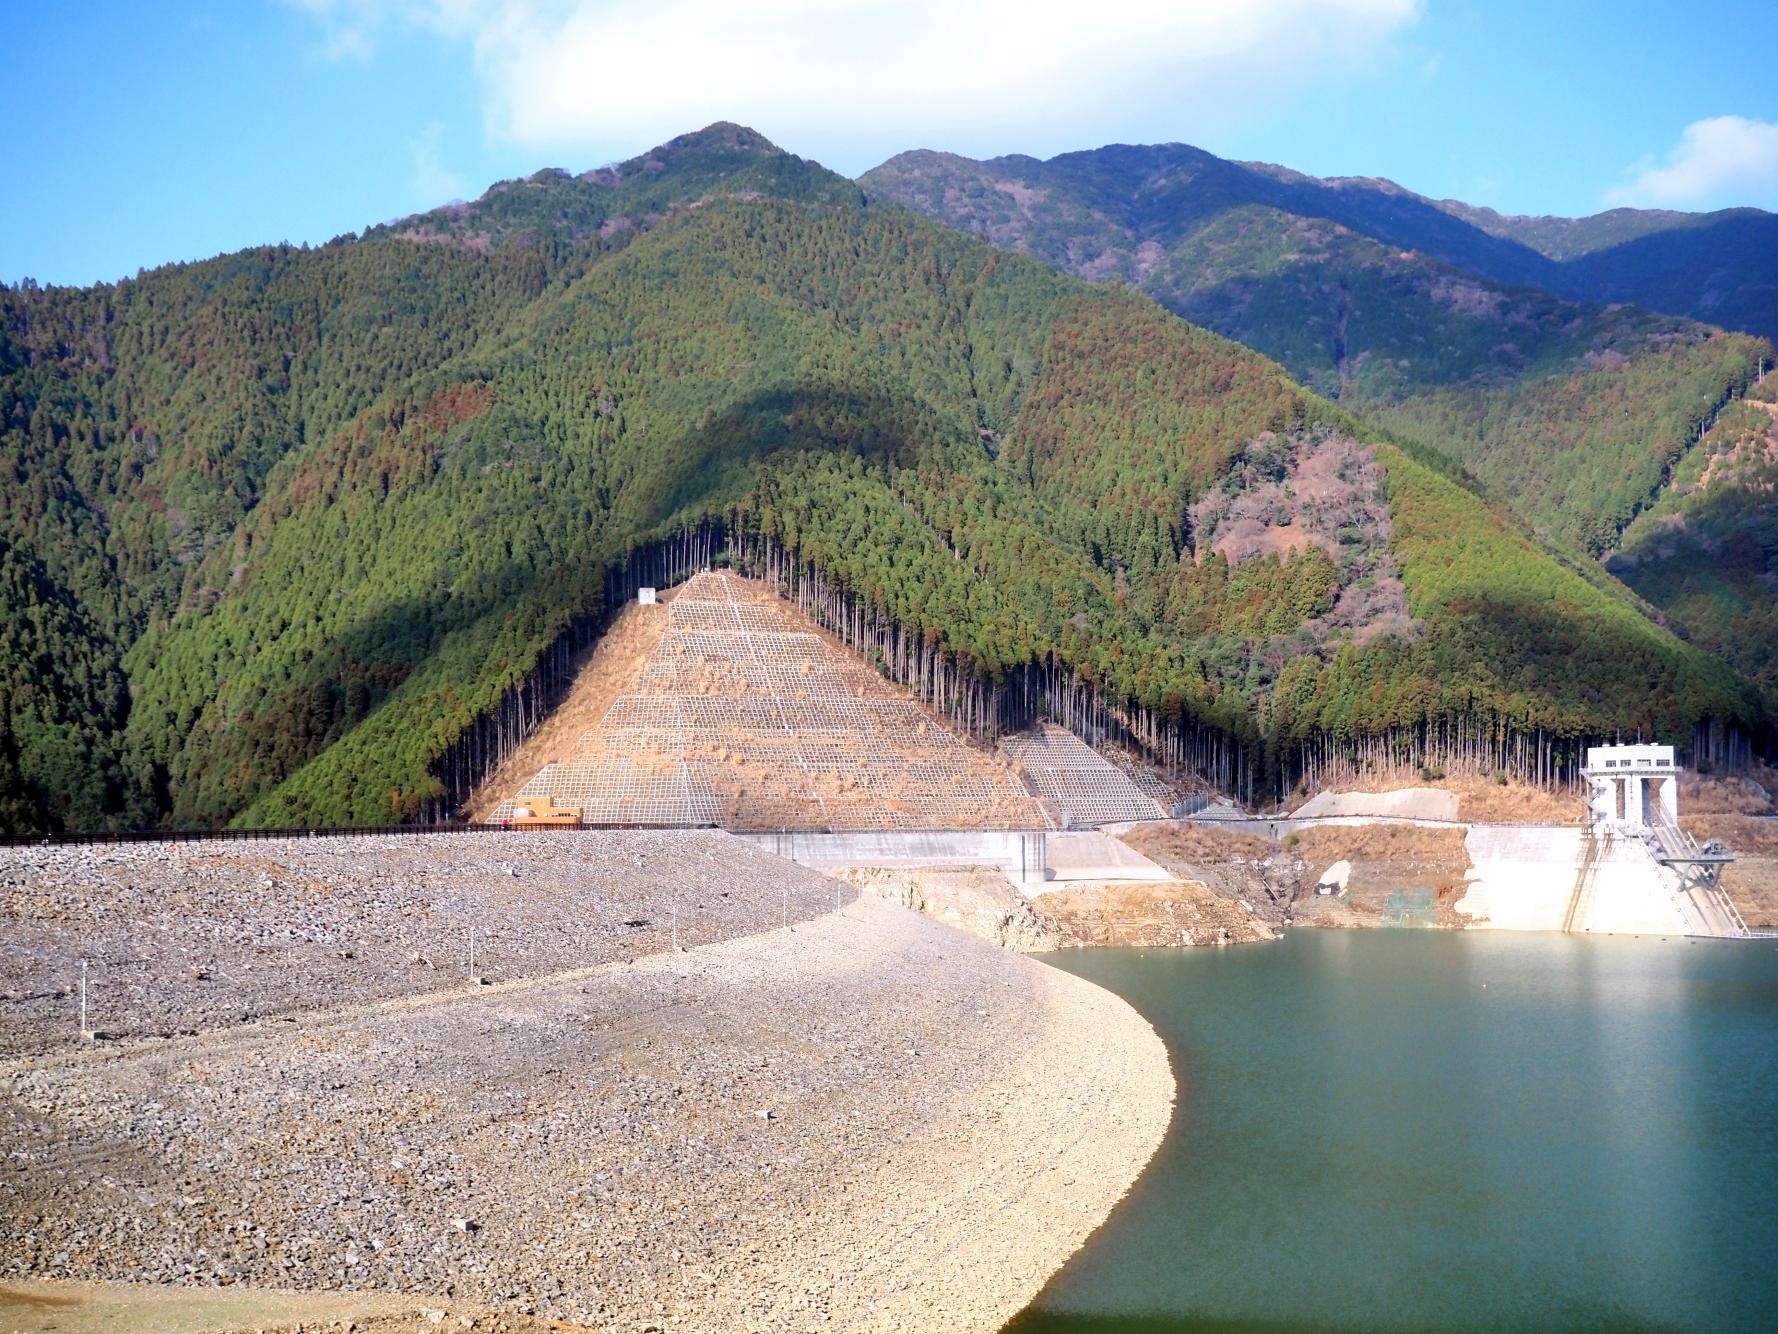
[1004,726,1168,827]
[495,571,1047,831]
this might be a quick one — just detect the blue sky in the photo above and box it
[7,0,1778,286]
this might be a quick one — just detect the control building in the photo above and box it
[1582,743,1678,832]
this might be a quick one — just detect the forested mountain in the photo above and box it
[0,125,1765,830]
[1611,377,1778,703]
[860,141,1777,640]
[0,225,610,829]
[1431,199,1778,340]
[862,143,1778,340]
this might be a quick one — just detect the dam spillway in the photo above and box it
[1457,825,1699,934]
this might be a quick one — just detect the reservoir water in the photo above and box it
[1013,931,1778,1332]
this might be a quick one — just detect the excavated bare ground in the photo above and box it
[1717,856,1778,928]
[834,866,1061,952]
[0,835,1172,1332]
[464,601,670,822]
[1036,880,1275,948]
[1681,779,1778,928]
[1116,822,1274,867]
[1277,776,1581,823]
[0,831,833,1057]
[1120,819,1473,933]
[1442,776,1581,824]
[1287,825,1473,929]
[1112,823,1295,924]
[1291,824,1472,870]
[1683,814,1778,856]
[1680,773,1777,817]
[492,571,1045,832]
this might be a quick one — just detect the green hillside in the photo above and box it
[1,231,595,828]
[0,126,1764,830]
[1611,382,1778,704]
[860,143,1772,560]
[1370,334,1765,555]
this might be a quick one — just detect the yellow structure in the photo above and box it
[508,796,584,829]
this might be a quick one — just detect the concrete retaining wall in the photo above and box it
[1038,832,1173,886]
[738,829,1174,890]
[1457,827,1690,935]
[737,830,1049,883]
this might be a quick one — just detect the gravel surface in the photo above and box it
[0,1276,575,1334]
[0,832,1172,1331]
[0,832,836,1055]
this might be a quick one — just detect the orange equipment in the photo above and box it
[508,797,584,829]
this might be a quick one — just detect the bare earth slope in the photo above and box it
[1681,772,1778,928]
[490,571,1046,831]
[465,598,669,822]
[0,834,1171,1331]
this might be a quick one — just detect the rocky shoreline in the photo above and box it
[0,833,1172,1331]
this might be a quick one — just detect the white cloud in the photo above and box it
[283,0,374,61]
[1606,116,1778,210]
[284,0,1420,170]
[410,121,469,203]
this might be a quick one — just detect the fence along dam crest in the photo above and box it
[427,523,1761,830]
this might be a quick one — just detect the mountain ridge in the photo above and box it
[864,139,1778,339]
[859,140,1772,558]
[0,123,1767,832]
[371,122,862,252]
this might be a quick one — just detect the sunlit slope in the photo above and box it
[1,126,1763,830]
[862,143,1771,557]
[0,236,581,829]
[1612,384,1778,706]
[214,204,1753,824]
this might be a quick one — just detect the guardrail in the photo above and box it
[0,820,722,850]
[0,819,1074,850]
[1719,889,1755,937]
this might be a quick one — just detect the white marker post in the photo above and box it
[78,959,89,1038]
[672,905,680,952]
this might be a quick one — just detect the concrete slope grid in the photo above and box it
[497,571,1046,832]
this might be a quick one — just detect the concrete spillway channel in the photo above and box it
[1563,831,1608,934]
[1459,824,1757,937]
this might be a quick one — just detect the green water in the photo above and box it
[1013,931,1778,1333]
